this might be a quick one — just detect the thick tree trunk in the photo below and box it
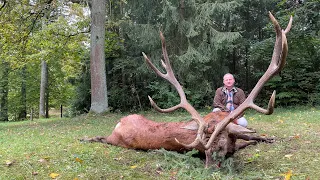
[19,66,27,120]
[0,61,9,121]
[90,0,108,113]
[39,60,48,118]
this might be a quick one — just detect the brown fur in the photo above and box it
[81,111,272,167]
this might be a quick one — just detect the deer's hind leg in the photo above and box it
[80,136,108,143]
[236,134,275,143]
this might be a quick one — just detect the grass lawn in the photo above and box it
[0,107,319,179]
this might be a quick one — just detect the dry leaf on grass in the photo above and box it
[38,158,48,163]
[49,172,60,179]
[130,165,137,169]
[75,157,83,163]
[284,154,293,159]
[280,170,292,180]
[5,160,15,166]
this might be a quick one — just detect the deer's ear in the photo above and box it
[226,123,255,135]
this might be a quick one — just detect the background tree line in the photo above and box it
[0,0,319,121]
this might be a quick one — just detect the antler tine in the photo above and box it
[142,31,208,148]
[147,95,181,113]
[249,90,276,115]
[204,12,292,150]
[175,136,208,149]
[284,15,293,34]
[142,52,166,79]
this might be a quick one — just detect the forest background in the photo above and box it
[0,0,319,121]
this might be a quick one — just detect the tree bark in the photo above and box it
[245,46,249,91]
[19,66,27,120]
[45,85,49,118]
[39,60,48,118]
[0,61,9,121]
[90,0,108,113]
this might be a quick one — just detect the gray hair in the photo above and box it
[223,73,234,80]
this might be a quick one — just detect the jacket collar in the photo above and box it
[222,86,238,93]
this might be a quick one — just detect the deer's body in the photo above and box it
[83,111,264,160]
[104,114,201,152]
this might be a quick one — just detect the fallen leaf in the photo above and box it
[247,153,260,163]
[170,171,177,176]
[38,158,48,163]
[5,160,15,166]
[156,170,163,174]
[113,157,122,161]
[49,173,60,179]
[104,151,109,156]
[249,117,255,121]
[284,154,293,159]
[280,170,292,180]
[130,165,137,169]
[75,157,83,163]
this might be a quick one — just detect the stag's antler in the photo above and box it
[142,32,208,148]
[204,12,293,149]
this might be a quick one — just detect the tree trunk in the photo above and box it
[245,46,249,91]
[19,66,27,120]
[39,60,48,118]
[90,0,108,113]
[232,48,236,74]
[0,61,9,121]
[45,86,49,118]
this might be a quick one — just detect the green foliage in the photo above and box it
[89,0,320,111]
[1,0,319,115]
[101,0,246,112]
[154,149,215,179]
[22,16,86,117]
[0,1,89,120]
[0,61,9,121]
[68,54,91,116]
[107,55,151,112]
[155,148,237,177]
[238,0,320,108]
[147,82,180,108]
[70,29,124,114]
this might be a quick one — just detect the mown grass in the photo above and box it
[0,107,319,180]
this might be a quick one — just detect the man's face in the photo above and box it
[223,74,235,89]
